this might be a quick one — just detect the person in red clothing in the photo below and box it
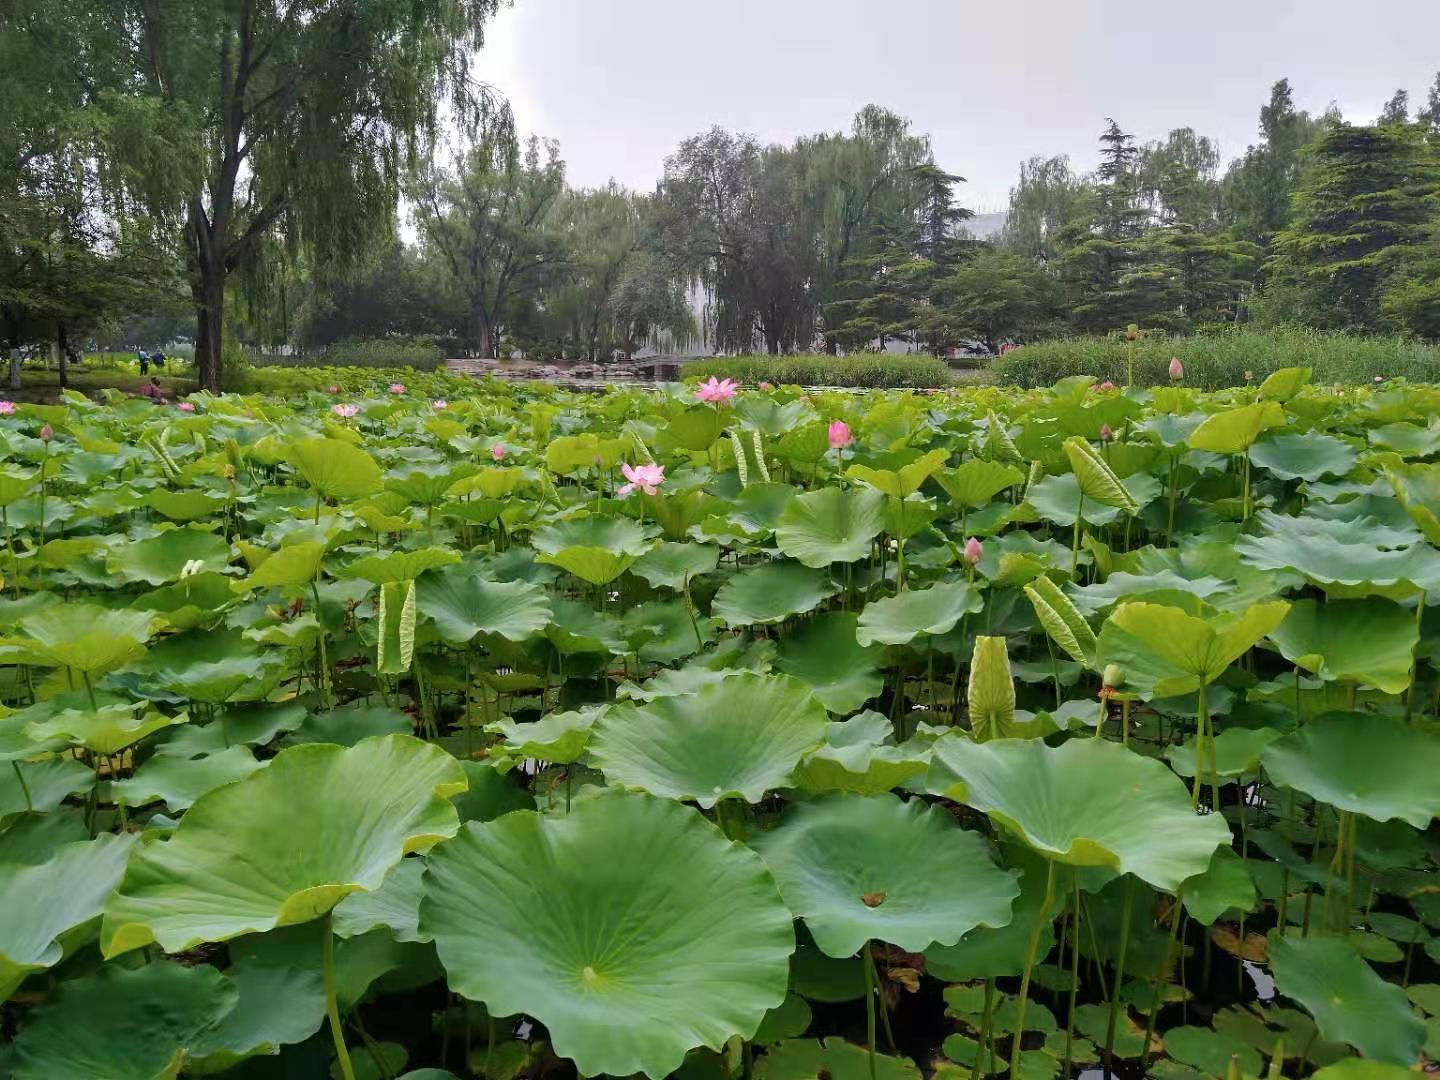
[138,376,165,402]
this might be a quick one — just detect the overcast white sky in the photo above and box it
[475,0,1440,211]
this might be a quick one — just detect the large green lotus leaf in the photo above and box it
[186,964,327,1074]
[1387,463,1440,546]
[283,703,411,747]
[924,848,1063,982]
[12,603,161,675]
[1164,726,1283,782]
[1268,933,1425,1064]
[1063,436,1139,513]
[754,793,1018,957]
[546,597,627,654]
[631,542,721,590]
[792,739,929,797]
[847,448,948,498]
[234,540,328,590]
[1236,510,1440,595]
[711,562,839,626]
[416,564,552,644]
[855,580,983,647]
[624,599,717,664]
[926,735,1229,891]
[8,961,240,1080]
[21,698,183,755]
[0,833,137,999]
[113,745,268,811]
[1025,472,1124,527]
[0,757,94,820]
[1248,433,1357,482]
[1261,712,1440,827]
[333,858,429,943]
[143,487,228,522]
[936,459,1025,509]
[420,792,794,1079]
[1179,846,1256,925]
[1095,600,1290,698]
[533,516,657,585]
[286,437,383,498]
[1267,597,1419,694]
[105,528,232,586]
[101,735,466,956]
[1309,1064,1415,1080]
[343,547,460,585]
[487,705,603,764]
[968,635,1017,741]
[774,612,885,713]
[755,1039,920,1080]
[774,486,886,567]
[451,759,536,823]
[131,627,286,704]
[131,572,237,631]
[1369,421,1440,457]
[1187,401,1286,453]
[590,672,827,807]
[0,808,87,864]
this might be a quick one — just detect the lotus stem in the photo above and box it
[1166,452,1178,547]
[865,945,897,1051]
[1063,875,1081,1079]
[971,978,997,1080]
[1010,858,1056,1074]
[11,760,31,813]
[1071,494,1084,575]
[1191,682,1207,808]
[1143,891,1184,1069]
[322,912,357,1080]
[1406,591,1426,720]
[81,670,99,713]
[1103,875,1134,1072]
[862,940,878,1080]
[311,581,331,711]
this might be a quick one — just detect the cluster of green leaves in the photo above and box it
[686,354,955,389]
[0,368,1437,1080]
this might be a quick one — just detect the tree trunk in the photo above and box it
[56,323,68,390]
[475,312,495,360]
[8,352,19,391]
[192,260,225,393]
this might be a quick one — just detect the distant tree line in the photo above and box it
[5,0,1440,395]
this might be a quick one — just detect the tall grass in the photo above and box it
[991,328,1440,389]
[686,353,953,389]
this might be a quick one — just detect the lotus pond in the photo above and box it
[0,370,1438,1080]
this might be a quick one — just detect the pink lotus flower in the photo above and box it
[1374,375,1384,383]
[1168,358,1184,380]
[389,383,406,395]
[1100,380,1116,391]
[759,381,773,391]
[963,537,983,566]
[39,423,53,442]
[491,443,507,461]
[327,384,340,394]
[828,420,853,449]
[178,401,196,413]
[694,376,739,404]
[332,403,360,418]
[618,462,665,497]
[1099,424,1114,442]
[432,399,449,409]
[0,401,14,415]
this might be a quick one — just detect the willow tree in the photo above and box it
[120,0,503,390]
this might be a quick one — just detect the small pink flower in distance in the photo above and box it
[759,381,773,391]
[618,462,665,497]
[1168,357,1184,380]
[389,382,406,395]
[432,399,449,410]
[694,376,739,404]
[327,384,340,394]
[1374,375,1384,384]
[827,420,853,449]
[491,443,507,461]
[1100,380,1116,391]
[1099,424,1114,442]
[39,423,53,442]
[178,401,196,413]
[963,537,983,566]
[0,401,15,415]
[332,403,360,418]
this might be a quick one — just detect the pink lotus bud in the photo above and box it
[963,536,983,566]
[389,383,406,395]
[1168,357,1184,380]
[178,401,196,412]
[759,381,773,391]
[827,420,853,450]
[432,399,448,409]
[1100,381,1116,391]
[1099,424,1114,442]
[491,443,506,461]
[38,423,53,442]
[1374,375,1384,383]
[327,384,340,394]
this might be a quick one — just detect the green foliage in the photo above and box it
[686,353,952,388]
